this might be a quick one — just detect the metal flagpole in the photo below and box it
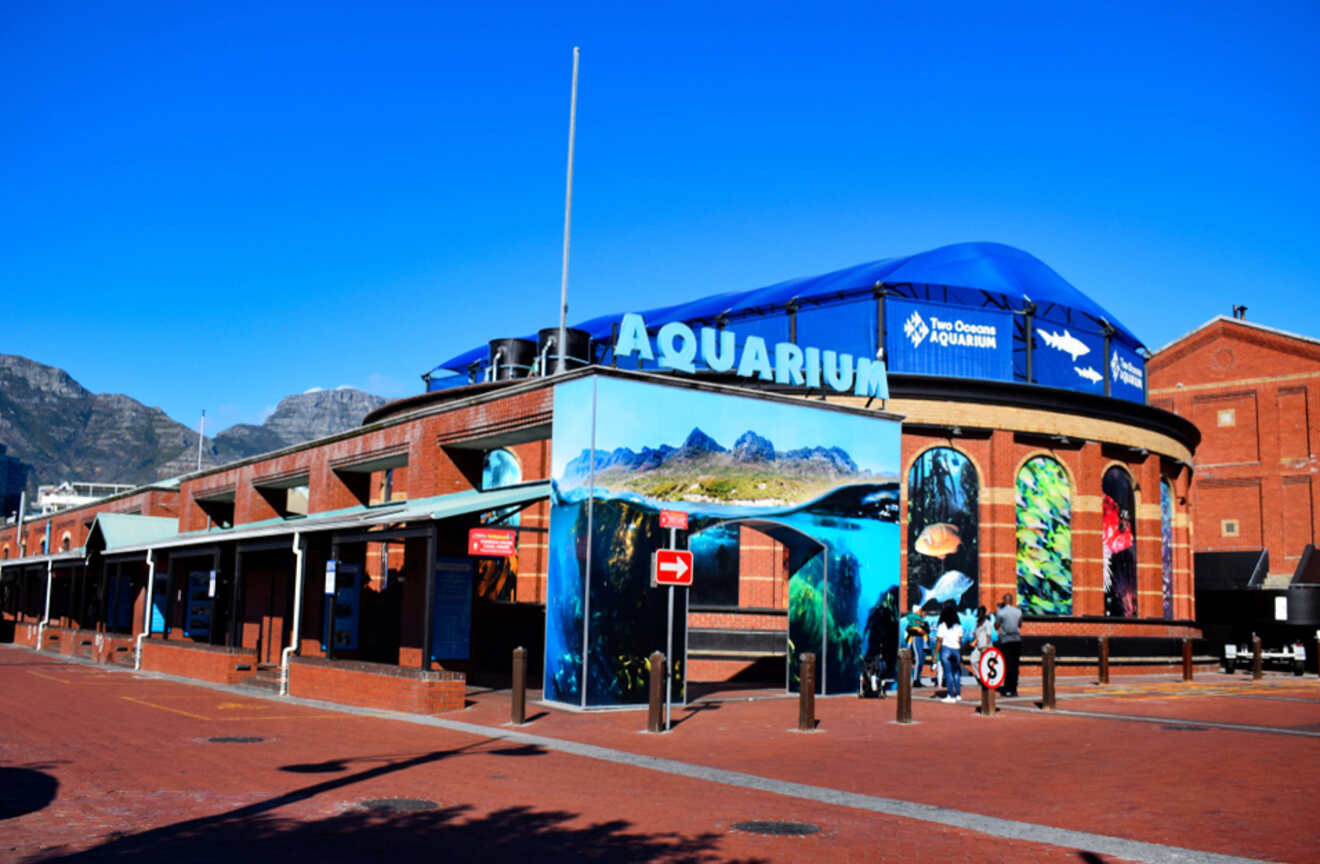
[555,46,580,374]
[196,410,206,471]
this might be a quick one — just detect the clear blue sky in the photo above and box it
[4,1,1317,432]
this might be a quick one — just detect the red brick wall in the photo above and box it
[1150,318,1320,578]
[288,657,464,713]
[140,639,258,684]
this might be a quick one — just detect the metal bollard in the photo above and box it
[1042,643,1057,711]
[798,653,816,732]
[511,646,527,725]
[896,648,913,724]
[1182,638,1194,682]
[1252,636,1263,680]
[1098,636,1110,684]
[979,682,996,716]
[647,651,665,732]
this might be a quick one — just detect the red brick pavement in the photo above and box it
[2,647,1316,863]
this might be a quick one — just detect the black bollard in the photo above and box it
[1098,636,1110,684]
[511,646,527,725]
[1182,638,1194,682]
[648,651,665,733]
[1042,643,1057,711]
[799,653,816,732]
[1252,636,1263,680]
[896,649,913,724]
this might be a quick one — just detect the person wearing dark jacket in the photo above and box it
[995,593,1023,696]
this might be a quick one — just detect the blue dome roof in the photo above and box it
[428,242,1142,378]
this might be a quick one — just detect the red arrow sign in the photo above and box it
[653,549,693,587]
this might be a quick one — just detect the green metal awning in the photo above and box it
[107,480,551,555]
[87,513,180,553]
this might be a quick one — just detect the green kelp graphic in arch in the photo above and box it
[1016,456,1072,614]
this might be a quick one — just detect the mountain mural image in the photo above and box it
[563,426,885,506]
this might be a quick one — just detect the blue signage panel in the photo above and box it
[1109,344,1146,402]
[886,299,1013,381]
[321,563,361,651]
[184,571,212,638]
[431,558,473,661]
[1033,324,1105,394]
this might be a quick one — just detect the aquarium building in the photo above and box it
[1,242,1204,715]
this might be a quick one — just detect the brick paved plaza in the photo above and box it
[1,644,1316,863]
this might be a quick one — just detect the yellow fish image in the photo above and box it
[914,522,962,558]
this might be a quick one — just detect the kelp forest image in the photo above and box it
[1016,456,1073,615]
[906,448,979,628]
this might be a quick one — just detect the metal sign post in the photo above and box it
[653,513,691,732]
[666,525,675,730]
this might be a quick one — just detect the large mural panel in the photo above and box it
[545,375,901,707]
[1103,466,1138,617]
[907,448,979,631]
[1161,479,1174,619]
[1016,456,1072,615]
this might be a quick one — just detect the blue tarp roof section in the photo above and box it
[425,242,1143,378]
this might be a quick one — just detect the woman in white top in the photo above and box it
[935,604,964,702]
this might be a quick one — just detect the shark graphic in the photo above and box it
[1074,365,1102,384]
[1037,328,1091,361]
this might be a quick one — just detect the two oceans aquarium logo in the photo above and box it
[613,312,888,398]
[904,309,997,351]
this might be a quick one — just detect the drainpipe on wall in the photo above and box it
[134,548,155,670]
[36,559,52,652]
[279,532,305,697]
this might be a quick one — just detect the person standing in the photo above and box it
[936,603,964,703]
[900,604,930,686]
[970,605,996,672]
[996,593,1023,697]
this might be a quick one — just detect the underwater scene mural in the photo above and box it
[1161,479,1174,619]
[1016,456,1072,615]
[1103,466,1138,617]
[907,448,979,633]
[544,375,901,707]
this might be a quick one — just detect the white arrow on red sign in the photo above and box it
[653,549,693,587]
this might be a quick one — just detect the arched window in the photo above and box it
[906,447,978,623]
[1102,466,1138,617]
[60,532,72,552]
[1161,479,1174,619]
[2,545,8,559]
[1016,456,1072,614]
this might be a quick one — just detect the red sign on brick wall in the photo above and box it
[468,528,517,557]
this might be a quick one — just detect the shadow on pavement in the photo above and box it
[0,767,58,821]
[23,741,765,863]
[28,802,767,864]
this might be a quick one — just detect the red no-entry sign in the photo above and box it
[468,528,517,557]
[652,549,693,587]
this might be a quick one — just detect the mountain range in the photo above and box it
[0,354,386,495]
[564,427,863,481]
